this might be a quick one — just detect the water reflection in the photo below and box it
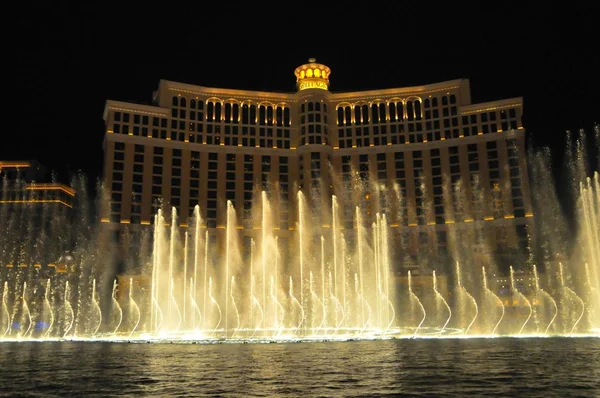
[0,339,598,397]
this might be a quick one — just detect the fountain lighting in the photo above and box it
[0,131,599,343]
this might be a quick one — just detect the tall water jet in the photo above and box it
[332,195,339,326]
[380,214,393,331]
[356,206,365,328]
[433,270,451,334]
[580,174,600,327]
[111,279,122,335]
[183,231,188,327]
[167,207,177,326]
[482,266,504,335]
[249,239,255,331]
[192,205,201,329]
[510,266,533,335]
[373,218,381,328]
[320,236,327,333]
[533,264,557,334]
[297,191,306,333]
[261,192,268,337]
[43,279,54,338]
[203,230,208,331]
[129,278,140,336]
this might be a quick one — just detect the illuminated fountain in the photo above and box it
[0,129,599,342]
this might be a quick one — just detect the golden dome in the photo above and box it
[294,58,331,91]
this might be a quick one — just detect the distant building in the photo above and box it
[100,58,534,276]
[0,160,76,274]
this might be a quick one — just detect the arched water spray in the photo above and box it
[309,271,324,335]
[408,271,426,337]
[329,271,345,332]
[250,275,263,337]
[289,276,304,336]
[91,280,102,337]
[189,278,202,331]
[270,275,285,338]
[558,263,585,335]
[230,276,240,338]
[456,261,478,335]
[2,282,10,337]
[482,266,504,334]
[63,281,74,338]
[170,278,182,333]
[208,277,221,337]
[533,264,557,334]
[111,279,122,335]
[510,266,533,335]
[433,271,451,334]
[43,279,54,338]
[21,282,33,338]
[129,278,140,336]
[355,273,372,334]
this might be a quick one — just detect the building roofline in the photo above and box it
[460,97,523,114]
[330,79,468,100]
[103,100,169,121]
[0,161,32,168]
[157,78,470,102]
[160,79,297,102]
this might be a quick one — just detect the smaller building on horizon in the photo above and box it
[0,160,76,275]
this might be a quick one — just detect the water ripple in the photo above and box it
[0,338,598,397]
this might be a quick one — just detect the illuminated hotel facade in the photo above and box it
[101,58,533,274]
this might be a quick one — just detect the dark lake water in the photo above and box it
[1,337,599,397]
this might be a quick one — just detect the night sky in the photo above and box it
[6,3,598,191]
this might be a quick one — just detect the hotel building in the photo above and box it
[101,58,533,274]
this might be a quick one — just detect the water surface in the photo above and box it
[1,337,598,397]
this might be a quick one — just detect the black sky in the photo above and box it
[5,2,599,189]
